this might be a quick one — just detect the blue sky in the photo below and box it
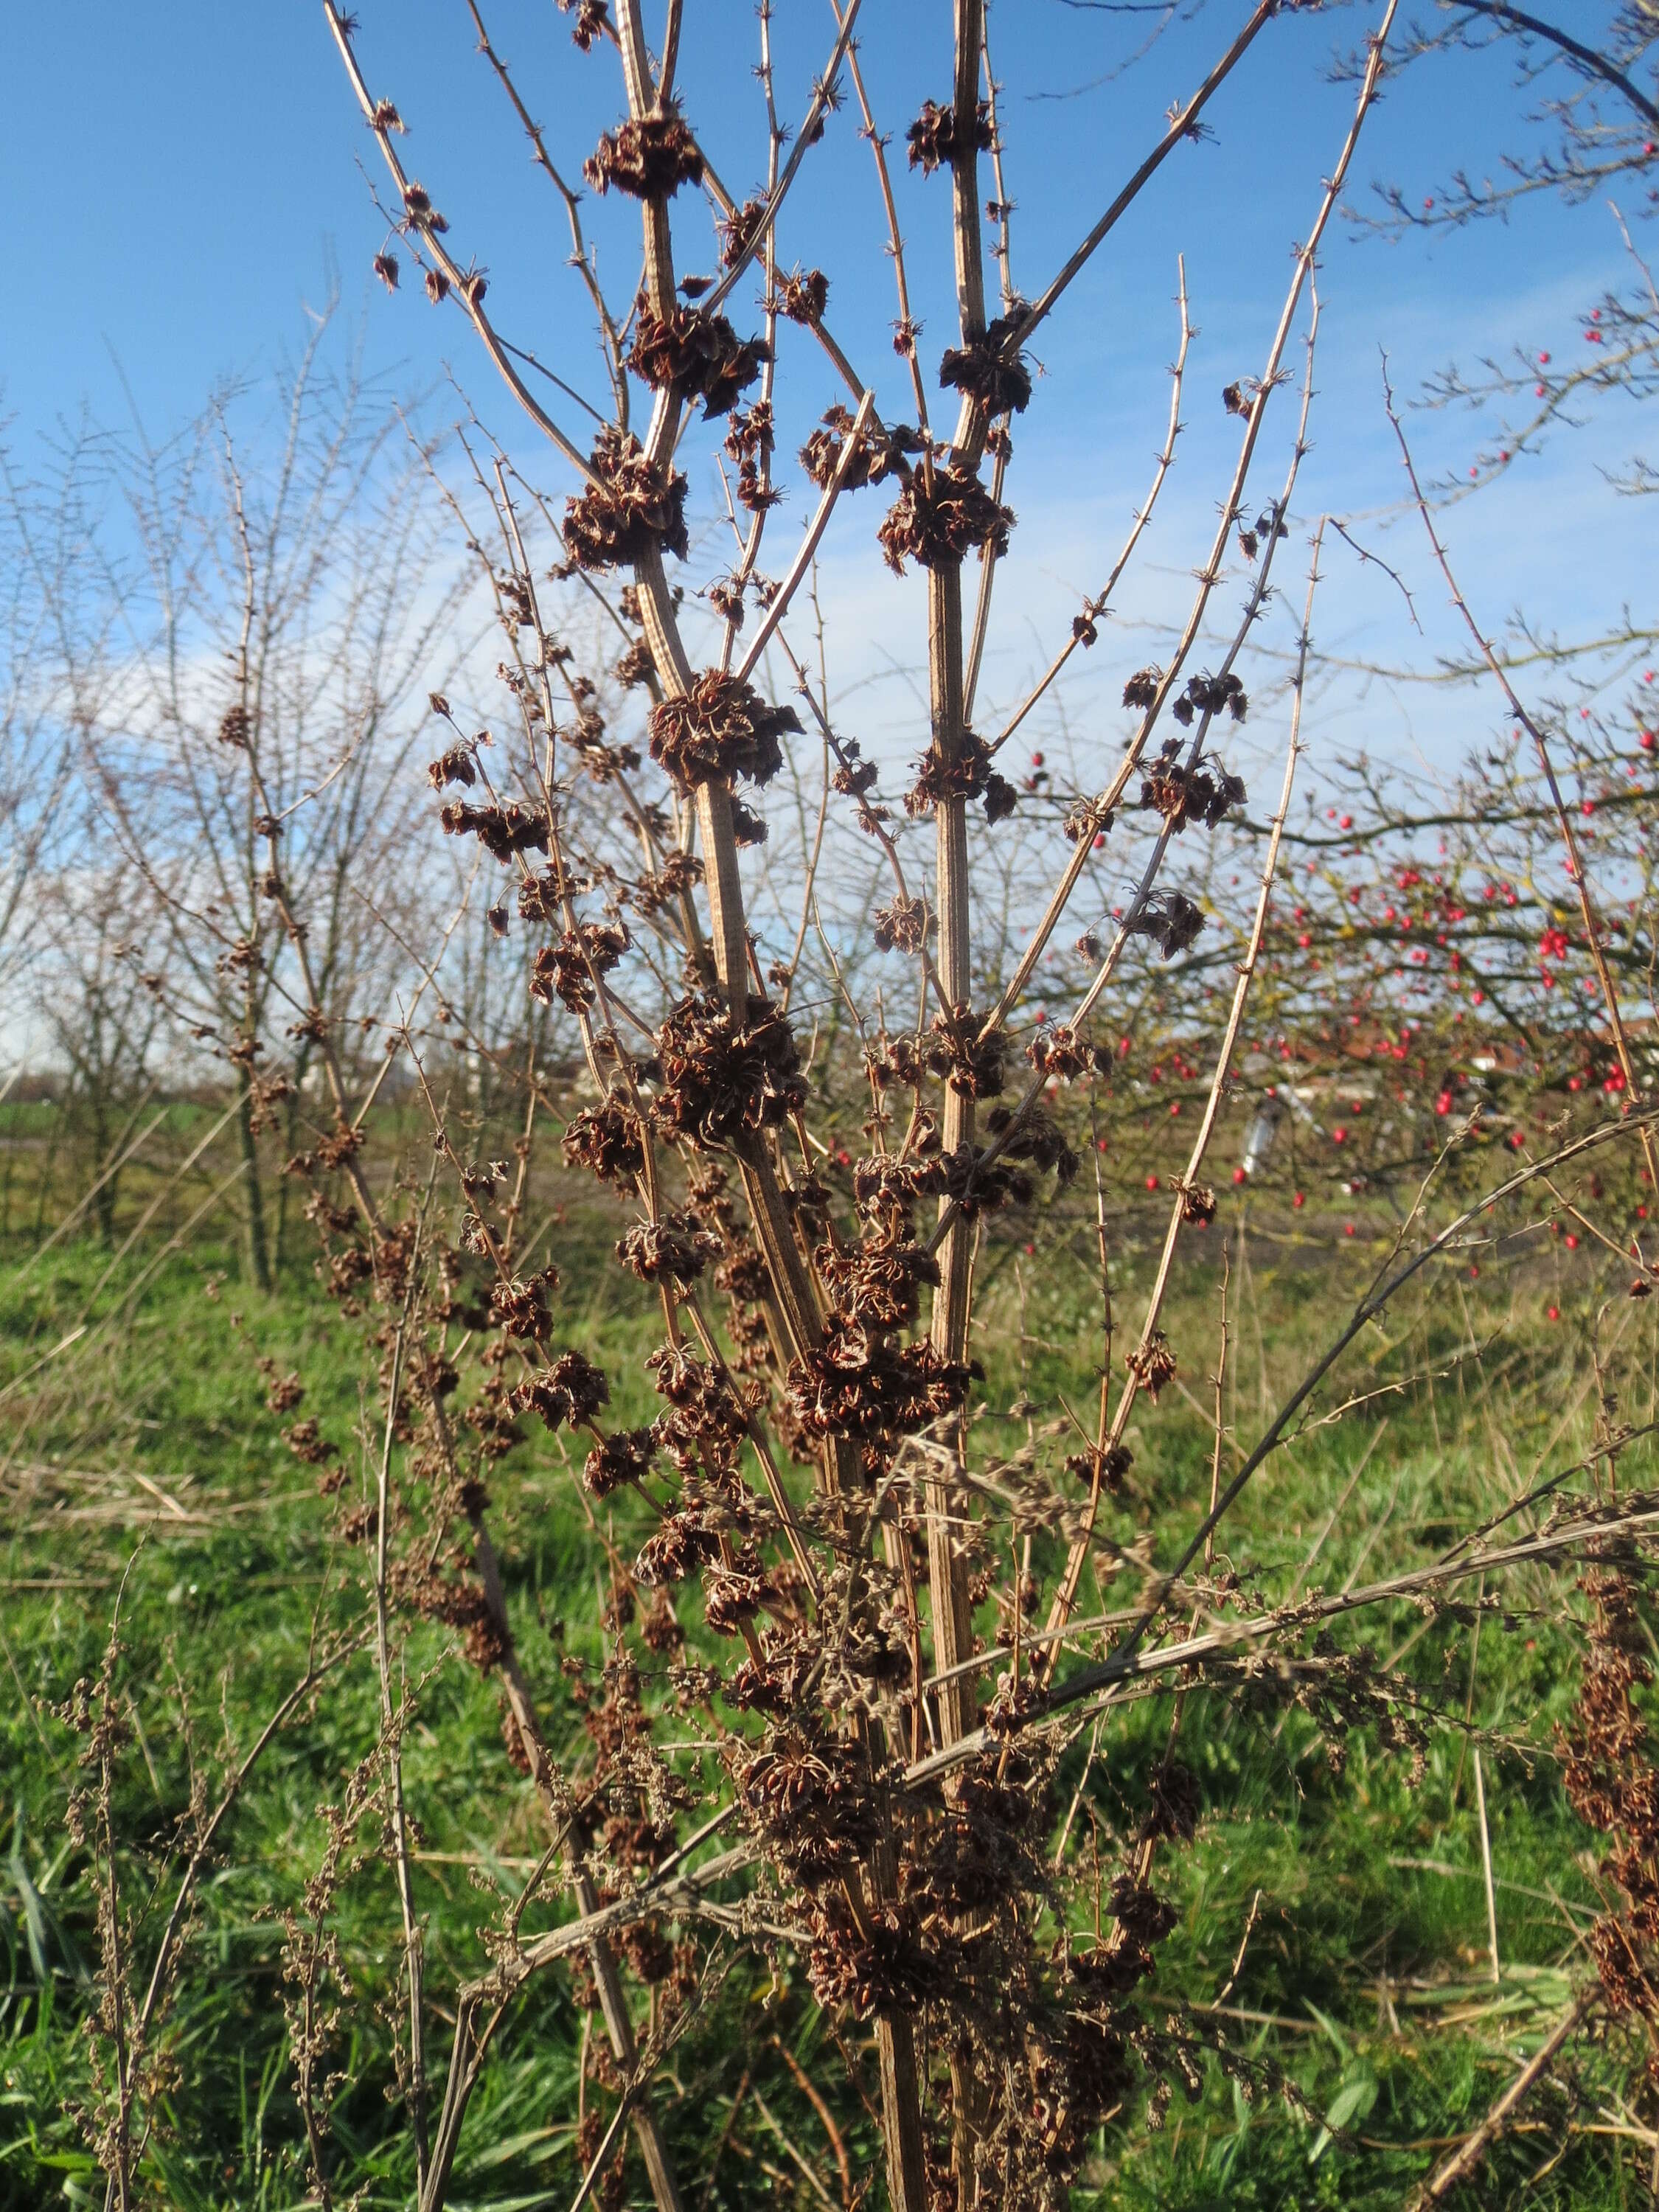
[4,1,1648,782]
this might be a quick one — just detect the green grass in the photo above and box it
[1,1210,1652,2210]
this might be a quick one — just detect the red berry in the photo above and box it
[1093,832,1106,850]
[1344,1222,1356,1237]
[1145,1174,1159,1191]
[1565,1232,1579,1250]
[1232,1166,1247,1184]
[1538,352,1551,364]
[1293,1192,1305,1208]
[1546,1304,1559,1321]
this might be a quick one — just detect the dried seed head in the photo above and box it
[938,313,1033,417]
[776,267,830,325]
[877,464,1015,574]
[905,97,994,176]
[873,895,928,955]
[427,743,476,790]
[1027,1023,1106,1082]
[799,406,924,493]
[1124,891,1206,960]
[584,105,704,200]
[562,1097,647,1189]
[647,669,801,791]
[512,1349,611,1430]
[439,799,549,862]
[1126,1329,1178,1399]
[648,991,807,1150]
[563,426,689,572]
[720,196,768,269]
[903,728,1017,827]
[627,299,768,417]
[616,1208,723,1287]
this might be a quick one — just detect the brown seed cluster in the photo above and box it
[799,406,924,493]
[647,991,807,1150]
[626,301,768,417]
[530,921,630,1015]
[787,1314,973,1450]
[583,105,704,200]
[560,0,608,48]
[877,465,1015,574]
[427,742,476,790]
[720,196,768,269]
[616,1208,723,1287]
[1137,739,1247,831]
[905,97,995,176]
[563,426,689,572]
[904,728,1018,826]
[647,669,801,790]
[489,1268,559,1341]
[561,1097,647,1189]
[737,1723,884,1886]
[439,800,549,861]
[984,1102,1079,1186]
[1125,1329,1178,1400]
[776,267,829,325]
[724,400,779,515]
[512,1349,611,1431]
[1178,1180,1217,1225]
[1126,891,1207,960]
[583,1425,656,1499]
[925,1002,1008,1100]
[853,1141,1034,1223]
[816,1223,939,1332]
[939,314,1033,417]
[1027,1024,1107,1082]
[1173,669,1248,727]
[873,895,928,954]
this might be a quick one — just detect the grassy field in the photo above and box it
[1,1196,1652,2210]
